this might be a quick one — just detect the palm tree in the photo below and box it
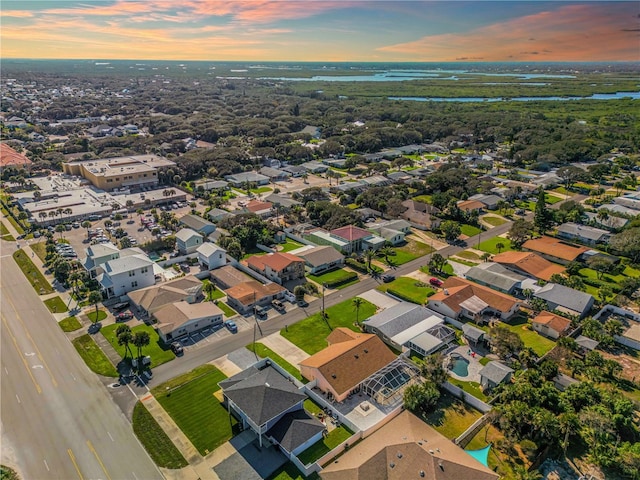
[64,208,73,222]
[68,271,82,297]
[495,242,505,253]
[116,324,134,358]
[363,249,375,271]
[88,290,102,323]
[48,210,57,223]
[203,281,216,301]
[39,211,48,224]
[125,200,134,212]
[55,224,66,240]
[132,331,150,361]
[81,220,92,237]
[481,252,491,262]
[302,173,309,184]
[353,297,364,326]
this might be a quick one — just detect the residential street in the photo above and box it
[0,250,163,480]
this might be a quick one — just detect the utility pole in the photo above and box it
[322,283,326,318]
[253,290,263,336]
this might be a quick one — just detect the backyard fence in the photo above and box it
[442,381,492,413]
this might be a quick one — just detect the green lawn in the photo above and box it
[202,279,225,300]
[267,463,320,480]
[424,392,482,439]
[545,194,564,204]
[0,221,15,241]
[87,309,107,323]
[479,356,491,366]
[483,216,508,227]
[449,257,479,267]
[308,268,358,289]
[460,224,482,237]
[449,379,488,402]
[412,194,432,203]
[44,296,68,314]
[132,402,188,469]
[504,318,556,357]
[233,186,272,195]
[304,398,324,416]
[59,316,82,332]
[246,342,304,382]
[476,237,513,254]
[281,298,377,354]
[153,365,234,456]
[392,239,434,265]
[72,334,118,377]
[215,300,237,318]
[30,242,47,261]
[102,323,175,367]
[297,425,353,466]
[12,249,53,294]
[377,276,435,305]
[279,238,304,253]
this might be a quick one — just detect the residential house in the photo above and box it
[259,166,291,182]
[386,171,412,184]
[196,243,227,270]
[583,212,629,230]
[281,165,306,177]
[128,275,203,317]
[225,280,285,314]
[556,222,610,246]
[300,161,328,174]
[299,328,397,402]
[155,302,224,342]
[533,283,594,318]
[175,228,203,255]
[368,219,411,246]
[0,144,32,168]
[263,193,301,211]
[531,311,572,340]
[522,236,589,265]
[207,208,235,223]
[457,199,485,214]
[210,265,252,290]
[98,255,155,298]
[294,246,344,275]
[614,191,640,211]
[492,251,566,282]
[364,303,453,355]
[245,252,305,285]
[244,199,273,218]
[81,242,120,278]
[428,277,521,323]
[262,158,282,168]
[462,323,487,346]
[575,335,599,355]
[321,410,499,480]
[330,225,385,252]
[179,214,216,236]
[401,199,441,230]
[468,193,501,210]
[195,179,229,192]
[465,263,527,295]
[224,172,269,187]
[479,361,514,391]
[220,362,324,453]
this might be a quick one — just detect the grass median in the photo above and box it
[132,402,188,469]
[44,296,68,313]
[59,316,82,332]
[152,365,234,456]
[72,334,118,377]
[12,249,53,294]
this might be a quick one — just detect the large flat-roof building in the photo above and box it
[62,154,175,191]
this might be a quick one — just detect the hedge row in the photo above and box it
[346,258,383,274]
[323,271,358,289]
[582,276,621,293]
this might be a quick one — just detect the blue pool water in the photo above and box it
[467,445,491,467]
[451,356,470,377]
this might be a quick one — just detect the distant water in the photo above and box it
[258,71,576,82]
[388,92,640,102]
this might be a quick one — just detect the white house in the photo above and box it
[197,243,227,270]
[175,228,203,255]
[98,255,156,298]
[81,242,120,278]
[154,302,224,342]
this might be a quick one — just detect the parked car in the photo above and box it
[115,312,133,321]
[271,299,286,312]
[429,277,443,287]
[170,341,184,355]
[255,306,267,319]
[112,301,130,311]
[382,274,396,283]
[224,320,238,333]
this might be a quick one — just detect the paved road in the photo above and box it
[151,221,515,385]
[0,251,163,480]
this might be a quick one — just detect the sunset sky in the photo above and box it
[2,1,638,62]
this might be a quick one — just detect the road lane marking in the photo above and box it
[71,373,77,381]
[3,294,58,388]
[107,431,114,442]
[67,449,84,480]
[25,352,35,356]
[1,315,41,394]
[86,440,112,480]
[15,394,20,404]
[43,459,50,471]
[132,472,139,480]
[4,367,8,375]
[32,365,44,369]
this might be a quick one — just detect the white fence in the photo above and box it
[442,382,492,413]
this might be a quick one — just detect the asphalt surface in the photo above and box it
[0,249,163,480]
[150,220,515,385]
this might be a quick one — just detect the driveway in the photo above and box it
[357,289,398,310]
[213,435,287,480]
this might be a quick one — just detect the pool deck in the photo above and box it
[447,345,484,383]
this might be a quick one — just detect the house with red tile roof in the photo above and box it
[0,144,32,168]
[428,277,521,323]
[492,251,565,281]
[531,311,572,340]
[522,236,588,265]
[245,252,305,285]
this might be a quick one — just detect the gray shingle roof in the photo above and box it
[223,366,306,426]
[365,303,437,339]
[534,283,594,314]
[466,263,525,293]
[557,222,609,242]
[266,410,324,453]
[179,214,215,232]
[479,361,513,385]
[462,323,486,342]
[103,255,154,275]
[297,246,344,268]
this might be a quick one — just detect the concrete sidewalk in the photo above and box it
[260,332,310,364]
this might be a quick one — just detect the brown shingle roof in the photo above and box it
[246,252,303,272]
[155,302,224,334]
[300,329,396,397]
[523,236,588,262]
[224,280,285,306]
[492,251,565,281]
[246,199,272,213]
[457,199,485,211]
[0,143,32,167]
[532,311,572,335]
[321,410,499,480]
[430,277,519,314]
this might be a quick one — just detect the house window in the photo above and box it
[129,271,135,277]
[106,179,113,183]
[131,281,138,288]
[141,267,148,274]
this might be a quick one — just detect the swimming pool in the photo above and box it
[450,355,470,377]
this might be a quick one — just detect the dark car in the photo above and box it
[255,306,267,319]
[382,274,396,283]
[112,301,130,311]
[429,277,443,287]
[224,320,238,333]
[115,312,133,321]
[170,341,184,355]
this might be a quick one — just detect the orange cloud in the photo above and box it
[378,4,639,61]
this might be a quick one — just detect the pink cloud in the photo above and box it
[378,4,639,61]
[0,10,34,18]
